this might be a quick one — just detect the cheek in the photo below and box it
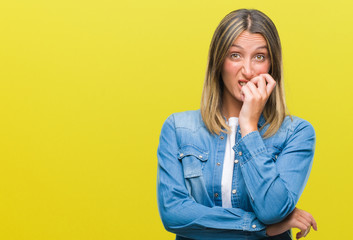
[222,61,241,76]
[255,62,271,74]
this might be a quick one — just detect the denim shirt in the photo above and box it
[157,110,315,240]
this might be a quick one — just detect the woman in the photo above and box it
[157,9,317,240]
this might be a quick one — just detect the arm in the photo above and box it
[235,119,315,224]
[267,207,318,239]
[238,74,315,224]
[157,115,267,239]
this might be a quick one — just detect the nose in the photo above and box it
[241,59,254,80]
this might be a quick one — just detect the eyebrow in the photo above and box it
[231,44,268,50]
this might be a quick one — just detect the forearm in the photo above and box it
[236,132,295,223]
[157,165,267,237]
[234,121,315,224]
[157,115,267,238]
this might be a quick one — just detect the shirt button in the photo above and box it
[179,153,184,157]
[275,155,278,159]
[238,129,241,134]
[238,151,242,156]
[234,160,239,164]
[214,193,219,197]
[217,162,221,166]
[199,155,203,159]
[220,136,224,140]
[232,189,237,194]
[252,224,256,229]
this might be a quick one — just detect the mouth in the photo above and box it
[238,80,248,88]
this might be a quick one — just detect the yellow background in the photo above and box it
[0,0,352,239]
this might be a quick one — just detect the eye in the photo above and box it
[230,53,240,59]
[255,54,265,61]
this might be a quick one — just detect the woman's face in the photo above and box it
[221,30,271,105]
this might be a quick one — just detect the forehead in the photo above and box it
[232,31,267,47]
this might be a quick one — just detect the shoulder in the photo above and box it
[263,115,316,151]
[160,110,212,149]
[164,109,205,132]
[281,115,314,132]
[278,115,315,141]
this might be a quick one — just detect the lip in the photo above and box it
[238,79,248,89]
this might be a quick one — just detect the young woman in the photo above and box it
[157,9,317,240]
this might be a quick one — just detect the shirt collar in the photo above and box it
[258,114,266,128]
[223,114,266,128]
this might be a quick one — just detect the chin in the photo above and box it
[234,94,244,103]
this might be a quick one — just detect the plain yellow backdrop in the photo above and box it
[0,0,352,239]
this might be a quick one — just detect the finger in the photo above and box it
[296,216,311,238]
[312,217,318,231]
[256,76,267,97]
[240,88,245,101]
[241,83,258,101]
[245,81,261,99]
[299,211,317,231]
[240,84,252,100]
[261,74,276,95]
[303,226,311,238]
[295,220,308,233]
[296,230,305,239]
[304,212,318,231]
[300,225,310,237]
[293,217,309,239]
[297,227,311,239]
[298,214,312,230]
[249,75,261,85]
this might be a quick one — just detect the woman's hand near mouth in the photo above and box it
[239,73,276,136]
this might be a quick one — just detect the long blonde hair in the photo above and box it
[200,9,288,138]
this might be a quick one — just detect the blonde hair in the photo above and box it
[200,9,288,138]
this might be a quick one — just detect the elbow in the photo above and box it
[159,211,176,232]
[161,217,174,233]
[254,198,296,224]
[158,197,198,235]
[157,197,186,233]
[159,209,185,235]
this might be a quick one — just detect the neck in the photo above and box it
[222,94,242,119]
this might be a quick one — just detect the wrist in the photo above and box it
[240,125,258,136]
[266,226,274,237]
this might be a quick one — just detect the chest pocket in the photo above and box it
[178,145,213,207]
[178,145,208,178]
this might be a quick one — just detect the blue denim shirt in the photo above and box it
[157,110,315,240]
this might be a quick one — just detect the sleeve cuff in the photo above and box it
[242,212,266,232]
[233,131,266,165]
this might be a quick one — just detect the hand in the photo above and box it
[266,208,318,239]
[238,73,276,136]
